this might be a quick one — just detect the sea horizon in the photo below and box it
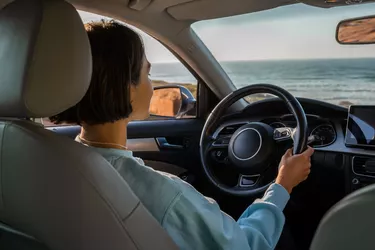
[152,57,375,64]
[150,58,375,107]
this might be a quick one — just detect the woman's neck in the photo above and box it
[80,119,129,149]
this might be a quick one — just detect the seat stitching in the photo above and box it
[123,200,141,222]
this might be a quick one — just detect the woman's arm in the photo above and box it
[162,147,314,250]
[162,182,288,250]
[237,183,289,249]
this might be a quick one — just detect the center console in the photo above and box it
[345,105,375,191]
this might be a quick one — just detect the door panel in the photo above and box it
[130,119,204,176]
[127,119,203,138]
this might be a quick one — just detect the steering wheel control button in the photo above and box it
[241,178,255,186]
[211,150,228,162]
[232,128,262,160]
[213,136,231,146]
[274,127,292,141]
[239,175,259,187]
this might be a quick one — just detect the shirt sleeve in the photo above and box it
[162,182,289,250]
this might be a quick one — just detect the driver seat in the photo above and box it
[310,184,375,250]
[0,0,178,249]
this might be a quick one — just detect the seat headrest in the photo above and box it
[0,0,92,118]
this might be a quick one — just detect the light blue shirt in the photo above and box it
[80,142,290,250]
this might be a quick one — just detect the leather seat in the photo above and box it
[0,0,178,249]
[310,184,375,250]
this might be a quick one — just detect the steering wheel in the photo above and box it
[199,84,308,196]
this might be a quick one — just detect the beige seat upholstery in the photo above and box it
[0,0,178,249]
[310,185,375,250]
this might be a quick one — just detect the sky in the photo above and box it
[80,2,375,63]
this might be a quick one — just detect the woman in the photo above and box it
[50,20,313,250]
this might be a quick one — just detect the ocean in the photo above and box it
[150,58,375,106]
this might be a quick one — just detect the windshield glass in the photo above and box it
[192,3,375,107]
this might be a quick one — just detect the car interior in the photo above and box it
[1,0,375,249]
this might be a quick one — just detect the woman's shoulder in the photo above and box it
[97,148,191,222]
[110,153,183,189]
[83,146,184,190]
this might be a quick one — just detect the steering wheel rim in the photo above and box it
[199,84,308,196]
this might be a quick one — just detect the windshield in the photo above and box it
[192,3,375,107]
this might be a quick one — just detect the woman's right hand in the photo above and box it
[275,147,314,194]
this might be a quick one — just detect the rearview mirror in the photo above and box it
[149,85,196,118]
[337,15,375,44]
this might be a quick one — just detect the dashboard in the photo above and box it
[211,98,375,194]
[213,114,337,147]
[263,115,336,148]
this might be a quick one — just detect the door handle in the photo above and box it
[156,137,184,149]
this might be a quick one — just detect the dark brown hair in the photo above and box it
[49,20,145,125]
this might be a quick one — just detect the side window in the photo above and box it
[42,12,197,127]
[139,28,198,119]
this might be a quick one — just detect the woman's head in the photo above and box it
[49,20,153,125]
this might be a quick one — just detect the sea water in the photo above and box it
[150,58,375,106]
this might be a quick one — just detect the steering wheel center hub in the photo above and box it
[232,128,262,160]
[228,122,275,173]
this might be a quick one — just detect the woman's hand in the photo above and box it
[275,147,314,194]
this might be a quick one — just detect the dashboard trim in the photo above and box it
[280,113,322,120]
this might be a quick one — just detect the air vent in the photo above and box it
[218,123,246,137]
[352,156,375,178]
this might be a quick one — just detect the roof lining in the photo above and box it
[166,0,297,21]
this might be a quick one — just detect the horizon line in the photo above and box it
[151,57,375,64]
